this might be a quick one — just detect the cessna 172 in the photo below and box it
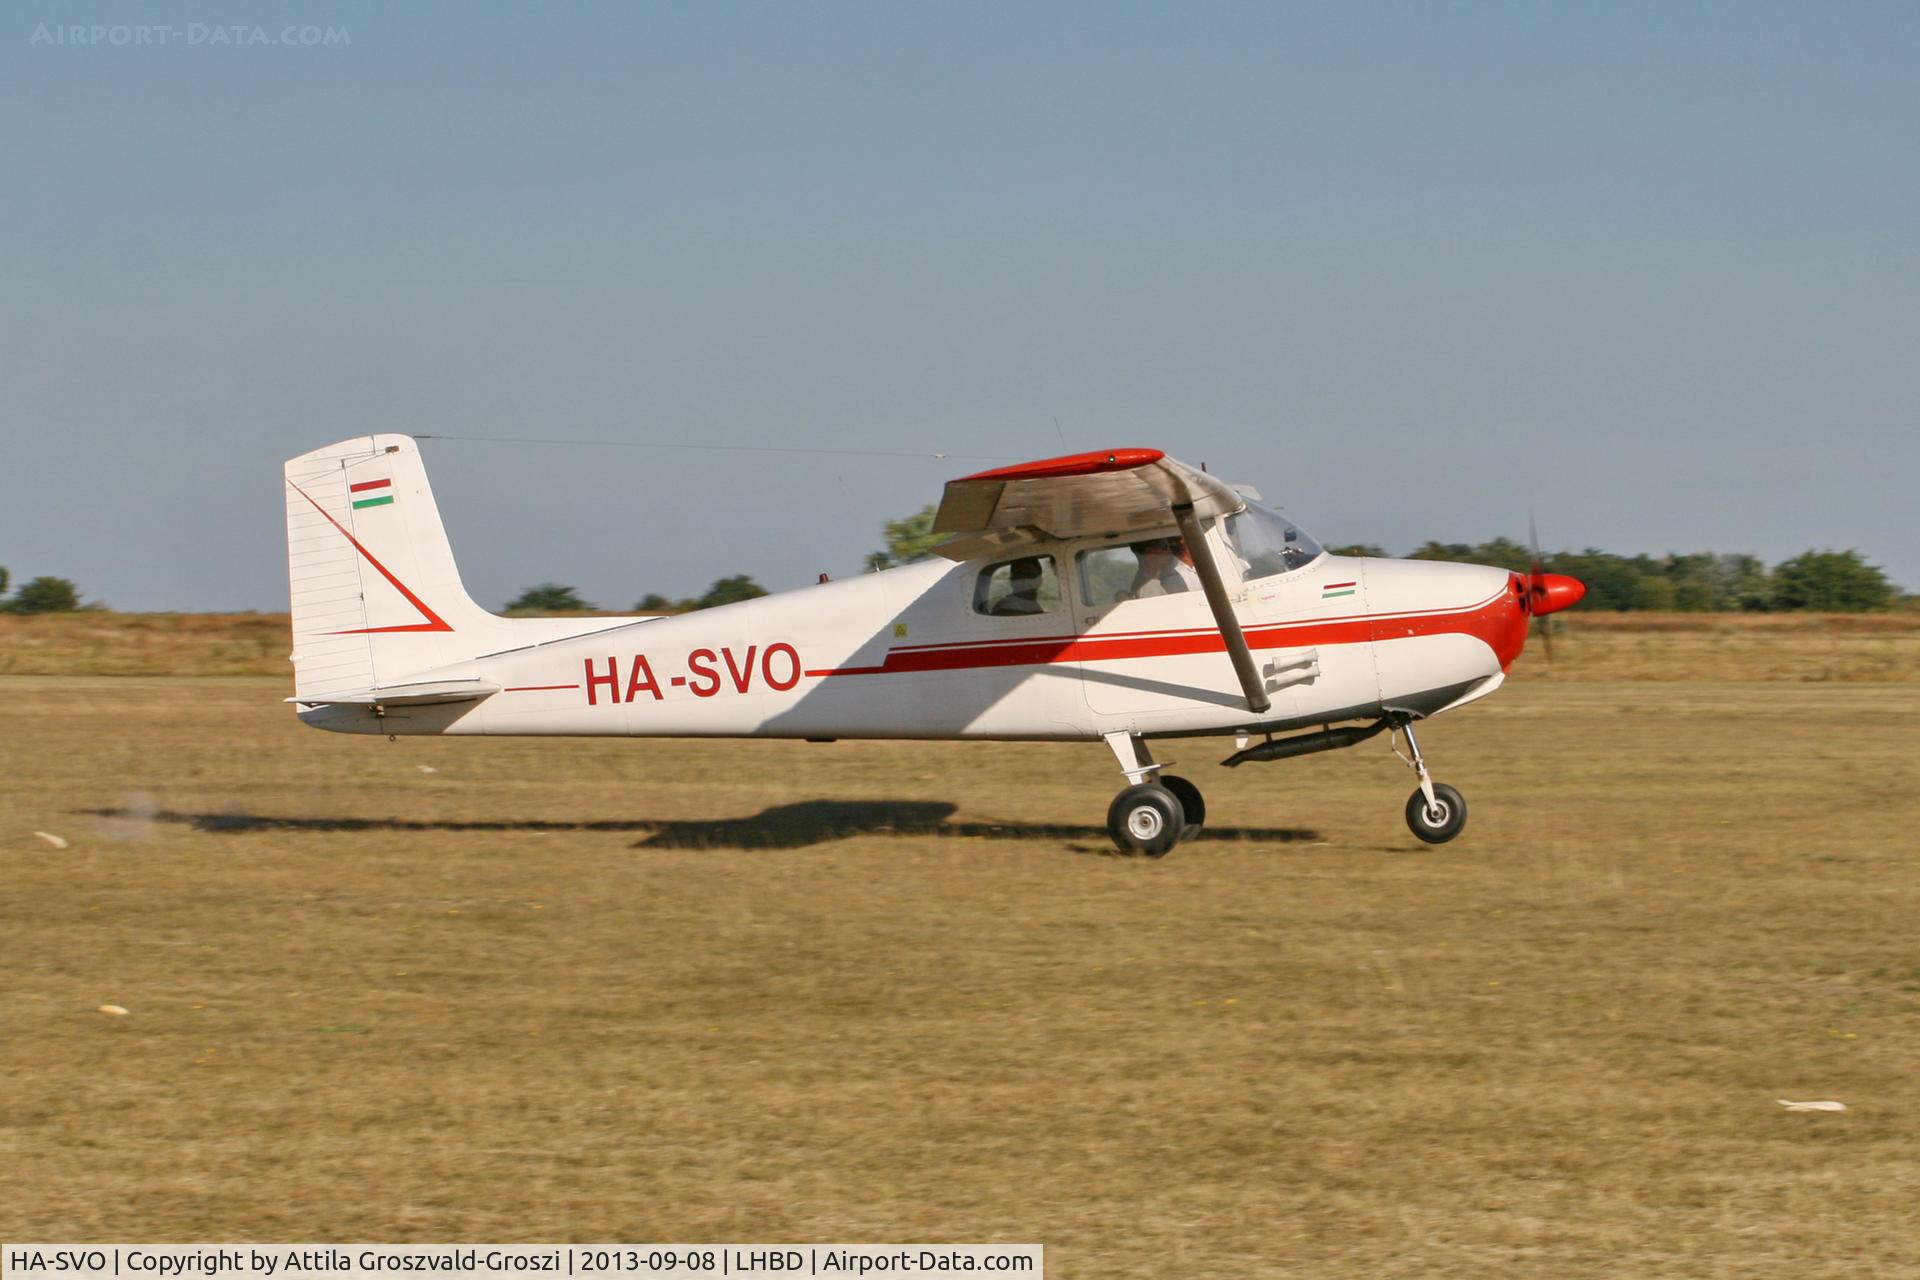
[285,435,1584,855]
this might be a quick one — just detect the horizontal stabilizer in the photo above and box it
[287,678,501,707]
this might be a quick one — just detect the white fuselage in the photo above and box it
[301,537,1523,744]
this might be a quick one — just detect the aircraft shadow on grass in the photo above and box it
[81,801,1319,853]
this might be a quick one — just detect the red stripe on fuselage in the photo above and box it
[806,588,1522,679]
[349,478,392,493]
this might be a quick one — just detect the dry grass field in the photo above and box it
[4,615,1920,1276]
[3,608,1917,682]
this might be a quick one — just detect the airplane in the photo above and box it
[284,435,1584,855]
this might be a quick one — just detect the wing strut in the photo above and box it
[1173,502,1271,715]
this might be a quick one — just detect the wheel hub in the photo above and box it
[1127,807,1164,840]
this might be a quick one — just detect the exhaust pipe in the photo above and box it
[1221,718,1391,768]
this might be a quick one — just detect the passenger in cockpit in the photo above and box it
[989,557,1049,616]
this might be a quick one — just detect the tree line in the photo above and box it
[1322,540,1898,612]
[504,575,769,615]
[2,530,1904,617]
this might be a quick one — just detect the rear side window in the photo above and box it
[974,555,1060,616]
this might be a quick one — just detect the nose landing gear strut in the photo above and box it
[1393,719,1467,844]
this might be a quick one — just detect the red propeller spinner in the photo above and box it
[1527,572,1586,616]
[1520,516,1586,662]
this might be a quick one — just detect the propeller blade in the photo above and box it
[1527,511,1552,665]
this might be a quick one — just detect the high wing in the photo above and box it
[931,448,1243,560]
[931,448,1271,715]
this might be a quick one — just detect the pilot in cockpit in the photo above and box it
[1128,537,1202,598]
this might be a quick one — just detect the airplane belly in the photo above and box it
[759,665,1086,739]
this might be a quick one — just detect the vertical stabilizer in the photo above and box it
[284,434,510,700]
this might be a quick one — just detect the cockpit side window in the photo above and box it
[973,555,1061,617]
[1224,502,1323,581]
[1078,537,1202,605]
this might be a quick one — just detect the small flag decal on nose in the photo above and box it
[1322,581,1357,599]
[350,478,393,510]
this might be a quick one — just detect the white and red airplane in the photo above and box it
[284,435,1583,854]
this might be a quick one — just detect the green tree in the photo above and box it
[1398,539,1536,571]
[868,505,943,569]
[1770,550,1894,612]
[634,593,678,612]
[0,566,9,597]
[5,576,82,614]
[504,583,594,613]
[1658,552,1775,612]
[1406,541,1478,563]
[1719,554,1776,611]
[1466,537,1534,573]
[1326,543,1388,558]
[1628,575,1677,611]
[1663,553,1721,611]
[694,575,768,609]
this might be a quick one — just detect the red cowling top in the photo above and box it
[954,448,1164,483]
[1529,573,1586,616]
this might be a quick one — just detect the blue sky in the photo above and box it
[4,1,1915,610]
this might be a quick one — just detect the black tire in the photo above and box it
[1107,783,1186,857]
[1405,782,1467,844]
[1159,774,1206,843]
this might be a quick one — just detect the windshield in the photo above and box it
[1224,501,1323,580]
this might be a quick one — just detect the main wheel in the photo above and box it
[1107,783,1186,857]
[1159,774,1206,843]
[1405,782,1467,844]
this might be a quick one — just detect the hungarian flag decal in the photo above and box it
[350,478,394,510]
[1322,580,1357,600]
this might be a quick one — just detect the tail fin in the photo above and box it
[284,434,512,701]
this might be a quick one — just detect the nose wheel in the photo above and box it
[1405,781,1467,843]
[1394,719,1467,844]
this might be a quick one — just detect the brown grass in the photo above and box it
[0,613,289,677]
[5,610,1919,683]
[4,665,1919,1275]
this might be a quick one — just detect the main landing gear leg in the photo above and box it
[1102,731,1197,857]
[1394,719,1467,844]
